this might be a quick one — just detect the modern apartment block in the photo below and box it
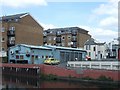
[0,13,43,58]
[43,27,91,48]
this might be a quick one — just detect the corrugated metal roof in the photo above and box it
[9,44,86,51]
[20,44,52,50]
[44,45,86,51]
[9,44,52,50]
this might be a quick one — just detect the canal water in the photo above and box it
[1,74,119,89]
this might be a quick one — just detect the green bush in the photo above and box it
[2,57,8,63]
[81,76,94,80]
[97,75,113,81]
[40,74,58,80]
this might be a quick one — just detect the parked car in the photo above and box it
[44,58,60,65]
[86,56,91,61]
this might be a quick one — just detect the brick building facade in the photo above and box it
[43,27,91,48]
[0,13,43,60]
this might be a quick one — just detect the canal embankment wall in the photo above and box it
[1,63,120,82]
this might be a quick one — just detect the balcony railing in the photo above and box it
[71,42,77,48]
[56,32,61,36]
[56,37,61,43]
[71,37,77,42]
[43,38,47,44]
[71,31,77,36]
[7,31,15,36]
[7,40,15,47]
[43,32,47,37]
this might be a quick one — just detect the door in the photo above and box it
[31,55,34,64]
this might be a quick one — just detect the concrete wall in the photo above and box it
[67,61,120,70]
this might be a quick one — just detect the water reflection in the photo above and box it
[2,74,119,89]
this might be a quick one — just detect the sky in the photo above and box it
[0,0,119,43]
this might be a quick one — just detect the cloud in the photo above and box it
[1,0,47,8]
[93,0,118,16]
[87,0,119,43]
[39,22,118,42]
[91,0,118,30]
[78,25,118,42]
[100,16,118,27]
[40,22,59,30]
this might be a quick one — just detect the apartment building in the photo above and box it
[84,38,106,60]
[0,13,43,58]
[43,27,91,48]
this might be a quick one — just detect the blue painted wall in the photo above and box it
[8,44,87,64]
[8,45,52,64]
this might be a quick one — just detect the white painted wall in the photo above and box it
[84,44,107,60]
[67,61,120,70]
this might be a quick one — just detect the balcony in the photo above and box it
[71,45,77,48]
[7,31,15,36]
[43,32,47,37]
[56,37,61,43]
[43,38,47,44]
[71,37,77,42]
[71,42,77,48]
[56,31,61,36]
[7,40,15,47]
[71,31,77,36]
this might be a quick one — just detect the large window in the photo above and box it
[86,45,91,50]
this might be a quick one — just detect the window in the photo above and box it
[86,45,88,50]
[20,55,24,59]
[50,31,52,33]
[15,18,19,22]
[1,38,5,42]
[48,37,51,41]
[42,56,44,58]
[15,50,19,54]
[53,37,56,40]
[46,56,48,58]
[9,26,15,31]
[62,42,65,46]
[93,47,96,51]
[86,45,90,50]
[89,52,91,57]
[35,55,38,59]
[68,36,71,39]
[16,55,19,59]
[68,42,71,46]
[62,36,65,40]
[1,27,5,32]
[2,48,5,51]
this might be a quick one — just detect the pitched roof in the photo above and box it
[1,13,28,21]
[85,38,105,45]
[44,27,89,35]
